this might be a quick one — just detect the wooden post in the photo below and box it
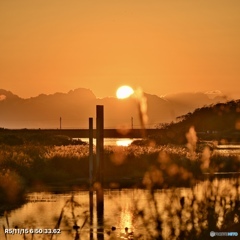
[96,105,104,240]
[89,118,94,240]
[89,118,93,187]
[96,105,104,184]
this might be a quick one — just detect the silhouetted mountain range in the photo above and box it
[0,88,230,129]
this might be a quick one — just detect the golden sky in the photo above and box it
[0,0,240,99]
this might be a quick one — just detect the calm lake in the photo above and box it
[0,176,239,240]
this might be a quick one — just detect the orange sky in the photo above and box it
[0,0,240,99]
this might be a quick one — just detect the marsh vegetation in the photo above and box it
[0,124,240,239]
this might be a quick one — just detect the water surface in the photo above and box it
[1,177,239,240]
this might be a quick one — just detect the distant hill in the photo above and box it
[162,91,228,119]
[0,88,229,129]
[152,100,240,144]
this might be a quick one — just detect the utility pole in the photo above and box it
[60,117,62,129]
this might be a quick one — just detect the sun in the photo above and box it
[116,86,134,99]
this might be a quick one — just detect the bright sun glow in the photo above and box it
[116,86,134,99]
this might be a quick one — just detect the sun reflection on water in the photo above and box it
[116,139,133,147]
[120,204,133,230]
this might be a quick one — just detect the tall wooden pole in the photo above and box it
[89,117,94,240]
[96,105,104,240]
[96,105,104,184]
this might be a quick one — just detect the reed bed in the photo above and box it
[0,141,240,239]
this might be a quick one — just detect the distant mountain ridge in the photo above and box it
[0,88,230,129]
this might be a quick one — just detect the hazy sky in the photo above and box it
[1,0,240,99]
